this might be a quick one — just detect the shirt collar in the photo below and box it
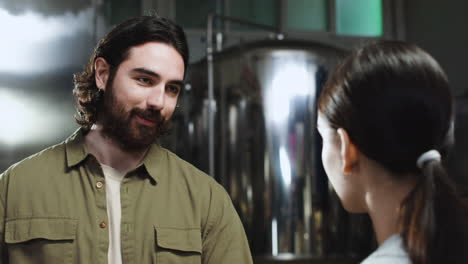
[65,128,165,183]
[140,143,167,183]
[65,128,90,168]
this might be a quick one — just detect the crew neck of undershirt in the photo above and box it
[100,163,126,182]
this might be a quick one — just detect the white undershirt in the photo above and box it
[101,164,125,264]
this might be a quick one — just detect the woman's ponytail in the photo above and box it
[400,152,468,264]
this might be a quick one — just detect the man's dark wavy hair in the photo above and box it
[73,16,189,130]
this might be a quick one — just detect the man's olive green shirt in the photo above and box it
[0,129,253,264]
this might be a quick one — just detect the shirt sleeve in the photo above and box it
[0,171,8,264]
[201,183,253,264]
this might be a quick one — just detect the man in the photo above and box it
[0,16,253,264]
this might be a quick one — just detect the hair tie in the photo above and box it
[416,149,441,169]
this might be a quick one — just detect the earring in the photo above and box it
[96,88,104,102]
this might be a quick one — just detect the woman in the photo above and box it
[317,41,468,264]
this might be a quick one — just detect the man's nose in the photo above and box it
[147,84,165,110]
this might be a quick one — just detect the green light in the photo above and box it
[336,0,383,37]
[229,0,277,30]
[286,0,328,31]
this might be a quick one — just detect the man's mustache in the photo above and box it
[132,108,163,123]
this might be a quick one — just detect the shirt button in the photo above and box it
[99,221,107,229]
[96,181,104,189]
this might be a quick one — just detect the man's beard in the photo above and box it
[99,86,171,152]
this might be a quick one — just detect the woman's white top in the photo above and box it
[361,234,410,264]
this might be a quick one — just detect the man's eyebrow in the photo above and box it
[170,80,185,88]
[131,67,185,86]
[131,68,159,78]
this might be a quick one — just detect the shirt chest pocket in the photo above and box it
[5,217,77,264]
[154,227,202,264]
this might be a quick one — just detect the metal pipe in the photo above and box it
[206,14,281,178]
[92,0,100,44]
[206,14,216,177]
[328,0,337,34]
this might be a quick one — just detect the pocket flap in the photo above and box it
[5,218,77,243]
[154,227,202,253]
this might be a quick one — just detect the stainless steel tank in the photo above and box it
[0,1,141,172]
[163,39,374,259]
[0,1,97,172]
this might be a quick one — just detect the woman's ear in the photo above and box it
[337,128,359,173]
[95,57,110,91]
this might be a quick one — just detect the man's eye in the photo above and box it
[137,77,152,85]
[167,85,180,94]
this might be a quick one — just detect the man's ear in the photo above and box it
[337,128,359,173]
[95,57,110,91]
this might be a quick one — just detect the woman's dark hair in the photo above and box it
[318,40,468,264]
[73,16,189,130]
